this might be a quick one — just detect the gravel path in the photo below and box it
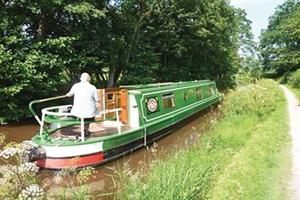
[281,85,300,200]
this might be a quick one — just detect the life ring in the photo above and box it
[147,98,158,112]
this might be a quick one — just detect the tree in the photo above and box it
[125,0,242,87]
[236,9,262,79]
[0,0,250,122]
[260,0,300,75]
[0,0,106,123]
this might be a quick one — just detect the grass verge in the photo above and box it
[287,85,300,100]
[117,80,291,200]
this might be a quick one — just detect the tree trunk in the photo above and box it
[107,67,116,88]
[36,8,46,39]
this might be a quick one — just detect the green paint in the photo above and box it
[32,81,221,152]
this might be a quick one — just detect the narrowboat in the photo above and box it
[29,80,221,169]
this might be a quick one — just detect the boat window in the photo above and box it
[196,88,202,100]
[184,92,188,101]
[196,89,201,100]
[162,93,175,109]
[107,93,114,101]
[209,86,215,95]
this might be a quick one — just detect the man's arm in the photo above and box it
[93,88,99,103]
[93,88,102,112]
[66,85,75,97]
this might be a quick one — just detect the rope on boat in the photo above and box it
[143,126,147,146]
[138,110,147,146]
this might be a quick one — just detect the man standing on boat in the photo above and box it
[66,72,99,136]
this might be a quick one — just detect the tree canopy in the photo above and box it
[260,0,300,75]
[0,0,251,123]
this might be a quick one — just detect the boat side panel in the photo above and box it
[144,95,220,135]
[138,82,218,123]
[101,94,220,152]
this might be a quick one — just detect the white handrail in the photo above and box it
[96,108,122,134]
[40,105,83,138]
[41,105,73,117]
[40,105,123,140]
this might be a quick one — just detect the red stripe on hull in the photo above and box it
[36,152,104,169]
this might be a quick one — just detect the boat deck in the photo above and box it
[51,121,132,139]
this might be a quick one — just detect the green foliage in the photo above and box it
[53,167,95,200]
[65,2,106,19]
[286,69,300,88]
[0,0,251,122]
[222,80,282,118]
[287,85,300,101]
[237,8,262,79]
[235,72,257,86]
[0,0,106,123]
[117,80,290,200]
[135,0,241,88]
[260,0,300,75]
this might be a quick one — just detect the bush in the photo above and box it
[235,72,257,86]
[287,69,300,88]
[0,136,45,200]
[222,79,283,118]
[0,134,94,200]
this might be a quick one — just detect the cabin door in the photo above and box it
[96,88,128,124]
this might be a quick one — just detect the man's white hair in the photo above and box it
[80,72,91,82]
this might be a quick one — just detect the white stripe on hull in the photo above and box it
[39,142,103,158]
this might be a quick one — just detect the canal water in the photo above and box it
[0,107,219,199]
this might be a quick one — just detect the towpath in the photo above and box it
[281,85,300,200]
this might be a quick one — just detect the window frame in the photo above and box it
[195,88,202,100]
[162,93,175,109]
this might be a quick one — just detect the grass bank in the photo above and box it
[288,86,300,101]
[281,69,300,99]
[117,80,291,200]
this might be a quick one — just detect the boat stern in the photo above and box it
[32,138,105,170]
